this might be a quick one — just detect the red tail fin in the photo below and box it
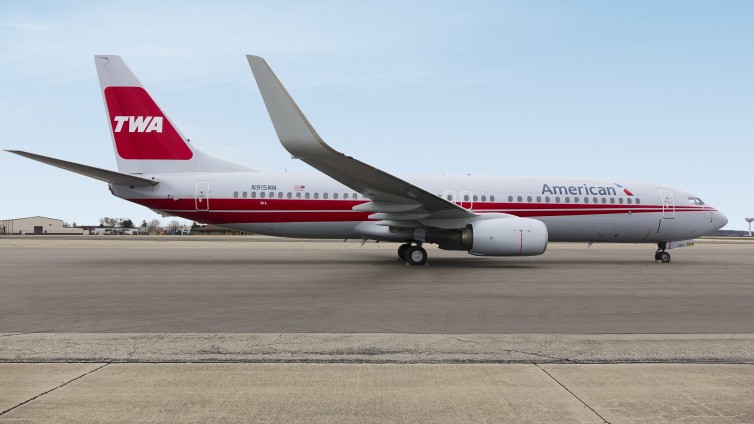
[104,86,193,160]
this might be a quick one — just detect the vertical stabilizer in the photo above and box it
[95,55,251,174]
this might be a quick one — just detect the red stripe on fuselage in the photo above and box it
[128,198,715,225]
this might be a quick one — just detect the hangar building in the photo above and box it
[0,216,86,235]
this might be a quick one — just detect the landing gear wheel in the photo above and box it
[397,243,411,261]
[654,242,670,263]
[659,251,671,263]
[405,246,428,266]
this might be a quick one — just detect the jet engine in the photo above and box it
[427,217,548,256]
[463,217,548,256]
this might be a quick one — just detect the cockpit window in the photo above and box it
[688,197,706,206]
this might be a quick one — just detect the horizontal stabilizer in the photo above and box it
[6,150,158,187]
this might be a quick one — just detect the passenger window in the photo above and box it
[593,197,598,204]
[287,192,292,199]
[446,194,453,201]
[536,196,541,202]
[242,191,247,198]
[527,196,532,202]
[555,196,561,203]
[508,195,513,202]
[333,193,339,199]
[233,191,239,198]
[601,198,606,204]
[323,193,329,199]
[618,198,624,204]
[295,192,301,199]
[473,195,478,202]
[545,196,550,203]
[305,193,310,199]
[584,197,589,204]
[565,197,570,203]
[278,192,284,199]
[610,198,615,204]
[463,194,469,201]
[314,193,319,199]
[481,195,487,202]
[517,196,523,202]
[636,198,641,204]
[260,192,266,199]
[343,193,349,199]
[269,192,274,199]
[574,197,579,203]
[490,196,495,202]
[627,198,632,204]
[251,192,257,198]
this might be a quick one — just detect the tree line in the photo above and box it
[98,217,196,232]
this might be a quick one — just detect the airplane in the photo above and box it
[6,55,728,265]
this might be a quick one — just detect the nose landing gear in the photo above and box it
[654,242,671,263]
[398,243,428,266]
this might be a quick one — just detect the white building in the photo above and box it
[0,216,86,235]
[90,227,140,235]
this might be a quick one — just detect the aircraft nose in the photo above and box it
[714,210,728,229]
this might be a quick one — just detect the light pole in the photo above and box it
[746,218,754,237]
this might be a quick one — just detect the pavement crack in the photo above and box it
[0,363,110,417]
[0,332,35,338]
[534,363,609,423]
[452,337,570,362]
[509,349,568,362]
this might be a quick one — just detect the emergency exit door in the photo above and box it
[196,182,210,211]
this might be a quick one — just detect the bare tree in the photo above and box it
[99,217,118,227]
[148,219,162,233]
[167,220,182,233]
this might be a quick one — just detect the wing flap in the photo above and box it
[352,201,422,213]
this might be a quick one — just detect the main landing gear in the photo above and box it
[398,243,428,266]
[654,242,671,263]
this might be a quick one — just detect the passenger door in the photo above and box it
[660,190,675,219]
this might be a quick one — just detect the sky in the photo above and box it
[0,0,752,229]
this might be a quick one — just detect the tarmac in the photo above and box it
[1,236,753,422]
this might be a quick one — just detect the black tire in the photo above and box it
[660,252,671,263]
[654,252,662,261]
[406,246,428,266]
[398,243,411,260]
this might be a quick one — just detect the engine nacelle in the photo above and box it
[465,217,548,256]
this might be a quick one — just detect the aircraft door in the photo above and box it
[660,189,674,219]
[460,191,473,209]
[196,182,210,211]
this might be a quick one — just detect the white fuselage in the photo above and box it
[112,172,726,243]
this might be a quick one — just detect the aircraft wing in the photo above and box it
[247,55,474,224]
[6,150,158,187]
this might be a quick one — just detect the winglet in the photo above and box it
[246,55,333,159]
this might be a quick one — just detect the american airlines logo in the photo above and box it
[113,116,164,133]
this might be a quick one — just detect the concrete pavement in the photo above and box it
[2,237,753,422]
[2,363,752,423]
